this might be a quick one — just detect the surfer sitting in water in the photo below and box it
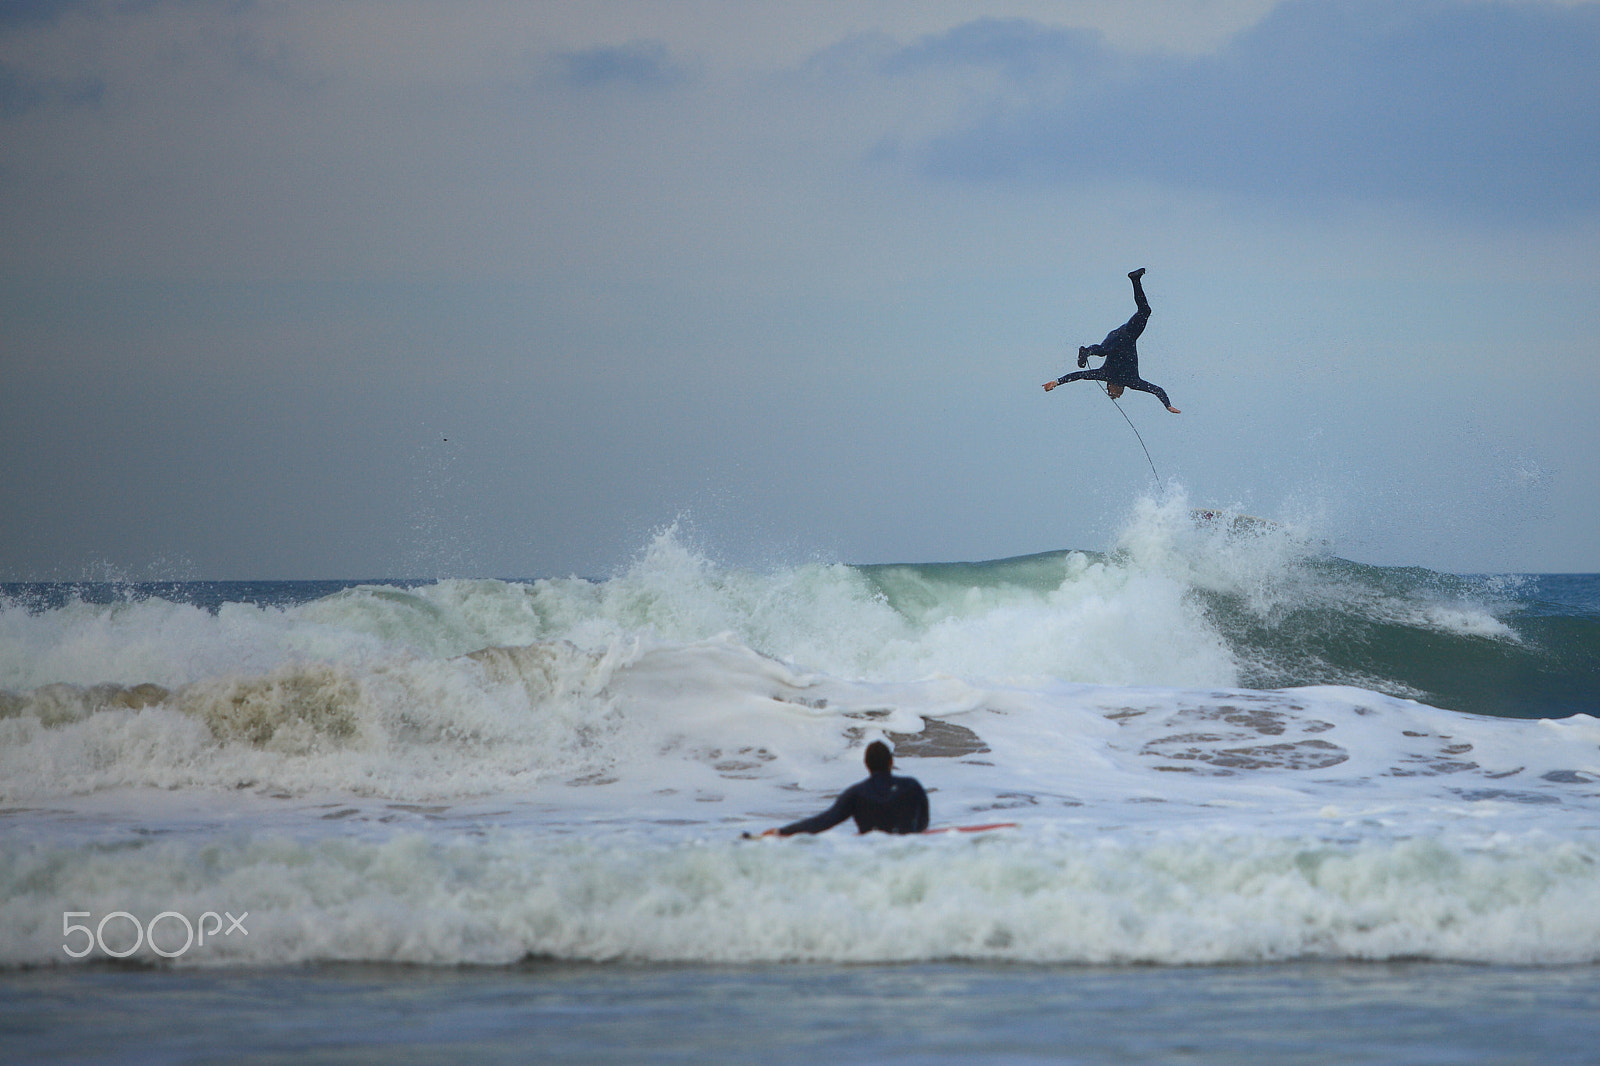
[1043,268,1180,414]
[759,740,929,836]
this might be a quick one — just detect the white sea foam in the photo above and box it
[6,823,1600,967]
[1,499,1592,967]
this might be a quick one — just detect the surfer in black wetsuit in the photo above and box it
[1043,268,1180,413]
[760,740,929,836]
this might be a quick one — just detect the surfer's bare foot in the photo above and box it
[1130,267,1146,280]
[1167,405,1181,414]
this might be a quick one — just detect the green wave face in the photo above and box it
[862,548,1599,720]
[1193,561,1600,719]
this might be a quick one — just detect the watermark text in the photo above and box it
[63,910,248,959]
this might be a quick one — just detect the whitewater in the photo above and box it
[3,493,1600,973]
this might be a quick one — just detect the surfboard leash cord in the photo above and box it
[1100,382,1162,487]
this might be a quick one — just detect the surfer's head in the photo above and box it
[864,740,893,775]
[1106,383,1125,399]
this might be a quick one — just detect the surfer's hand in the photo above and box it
[1042,380,1057,392]
[1167,406,1181,414]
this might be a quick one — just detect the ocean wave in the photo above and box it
[6,493,1572,718]
[0,491,1594,810]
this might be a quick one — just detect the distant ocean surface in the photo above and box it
[4,495,1599,1062]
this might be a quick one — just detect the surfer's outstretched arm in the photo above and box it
[768,787,859,836]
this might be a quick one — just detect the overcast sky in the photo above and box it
[2,0,1597,580]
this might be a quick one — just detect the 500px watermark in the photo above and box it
[62,910,248,959]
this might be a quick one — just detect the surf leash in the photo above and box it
[1100,382,1162,487]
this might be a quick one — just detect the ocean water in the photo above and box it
[3,494,1599,1061]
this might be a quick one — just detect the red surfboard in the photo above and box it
[922,822,1018,834]
[743,822,1017,839]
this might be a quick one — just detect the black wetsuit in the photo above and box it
[779,771,930,835]
[1054,271,1174,409]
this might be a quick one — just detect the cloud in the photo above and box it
[552,40,690,90]
[901,0,1600,219]
[0,65,103,116]
[0,1,105,116]
[880,16,1111,81]
[0,0,93,31]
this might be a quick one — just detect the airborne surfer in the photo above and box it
[754,740,929,837]
[1043,268,1180,414]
